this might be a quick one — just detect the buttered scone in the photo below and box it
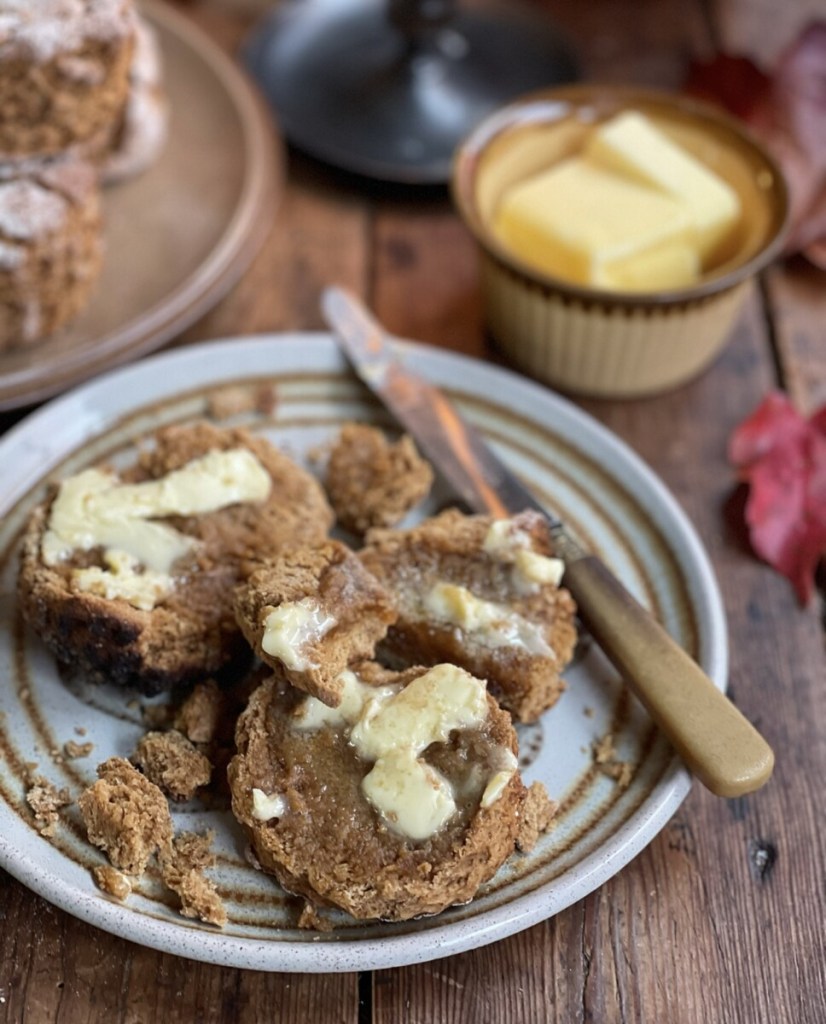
[360,509,577,723]
[233,539,397,707]
[18,422,334,695]
[229,663,526,921]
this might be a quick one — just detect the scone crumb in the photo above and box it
[64,740,94,759]
[25,775,71,836]
[173,680,224,746]
[132,730,212,801]
[516,782,558,853]
[93,864,131,901]
[160,831,227,928]
[78,757,173,875]
[325,424,434,534]
[593,733,617,764]
[207,384,277,421]
[593,734,633,788]
[298,901,334,932]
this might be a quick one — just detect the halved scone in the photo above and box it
[17,422,334,694]
[229,663,526,921]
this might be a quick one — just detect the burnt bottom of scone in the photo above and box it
[229,674,525,922]
[17,511,251,696]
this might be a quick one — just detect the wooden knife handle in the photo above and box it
[562,553,774,798]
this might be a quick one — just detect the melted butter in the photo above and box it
[293,664,520,838]
[361,749,456,841]
[71,550,171,611]
[293,669,399,730]
[423,581,554,657]
[350,663,488,761]
[42,448,272,610]
[483,519,564,594]
[261,598,337,671]
[350,665,487,841]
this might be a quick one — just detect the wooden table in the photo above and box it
[2,1,824,1021]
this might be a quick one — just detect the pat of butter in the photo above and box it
[586,110,741,261]
[350,665,488,840]
[251,788,287,821]
[494,156,693,287]
[483,520,564,593]
[480,749,518,809]
[350,663,488,762]
[424,581,553,657]
[261,598,337,671]
[361,749,456,842]
[594,237,700,292]
[42,448,272,611]
[293,663,518,840]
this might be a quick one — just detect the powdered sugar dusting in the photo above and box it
[0,0,133,63]
[102,17,167,184]
[0,239,24,270]
[0,180,67,241]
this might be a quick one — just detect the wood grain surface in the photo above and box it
[1,1,824,1022]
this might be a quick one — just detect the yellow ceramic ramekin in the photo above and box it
[452,85,789,398]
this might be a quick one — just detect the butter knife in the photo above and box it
[321,285,774,798]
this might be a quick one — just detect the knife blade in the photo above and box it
[321,285,775,799]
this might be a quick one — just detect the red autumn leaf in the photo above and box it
[686,21,826,264]
[729,391,826,604]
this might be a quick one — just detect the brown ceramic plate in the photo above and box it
[0,1,282,412]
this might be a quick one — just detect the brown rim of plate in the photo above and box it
[0,0,283,412]
[451,83,790,310]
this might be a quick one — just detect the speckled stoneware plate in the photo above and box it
[0,333,727,972]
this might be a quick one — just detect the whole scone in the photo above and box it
[0,0,136,160]
[17,422,334,695]
[0,155,103,351]
[229,663,527,922]
[101,15,168,185]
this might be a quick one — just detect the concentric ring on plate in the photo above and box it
[0,333,726,971]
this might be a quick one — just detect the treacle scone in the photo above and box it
[324,423,433,535]
[18,422,334,695]
[0,0,135,160]
[233,539,397,707]
[0,155,102,351]
[229,662,526,921]
[360,509,577,723]
[101,15,167,185]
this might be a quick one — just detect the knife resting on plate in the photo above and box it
[321,285,774,799]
